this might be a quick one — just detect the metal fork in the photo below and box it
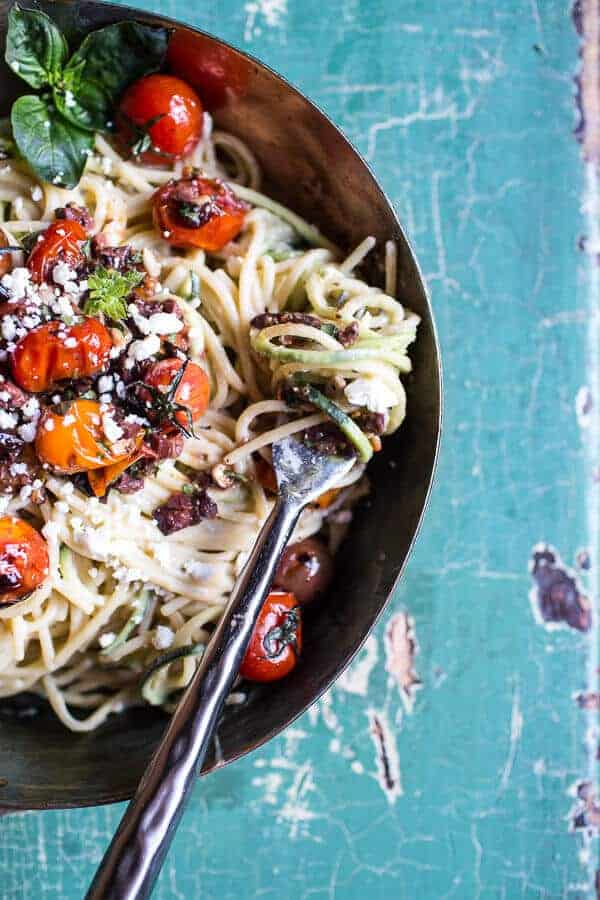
[86,436,355,900]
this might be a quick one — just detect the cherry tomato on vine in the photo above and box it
[240,591,302,682]
[153,176,248,251]
[11,318,112,393]
[27,220,87,284]
[0,516,49,605]
[137,358,210,434]
[117,74,203,166]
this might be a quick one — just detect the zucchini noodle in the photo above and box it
[0,113,418,731]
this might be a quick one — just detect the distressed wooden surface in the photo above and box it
[1,0,598,896]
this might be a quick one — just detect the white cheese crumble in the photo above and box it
[30,185,43,202]
[101,413,123,444]
[10,462,27,475]
[97,375,114,394]
[98,632,115,649]
[127,333,160,362]
[147,313,183,335]
[152,626,174,650]
[52,262,76,287]
[1,316,16,341]
[18,422,37,443]
[1,267,30,299]
[21,397,40,419]
[0,410,17,430]
[344,377,397,414]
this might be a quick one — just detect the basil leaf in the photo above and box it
[63,21,168,131]
[11,95,93,189]
[53,60,107,133]
[5,4,68,89]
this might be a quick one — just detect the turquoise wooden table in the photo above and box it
[1,0,597,896]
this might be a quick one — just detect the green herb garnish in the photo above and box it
[5,5,169,187]
[84,267,144,321]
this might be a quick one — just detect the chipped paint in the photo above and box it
[384,611,422,714]
[577,385,594,428]
[529,543,592,632]
[243,0,287,40]
[367,709,402,804]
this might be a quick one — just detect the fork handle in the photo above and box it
[86,494,301,900]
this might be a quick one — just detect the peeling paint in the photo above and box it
[384,611,422,713]
[529,544,592,632]
[367,709,402,804]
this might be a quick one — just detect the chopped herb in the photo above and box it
[83,266,143,321]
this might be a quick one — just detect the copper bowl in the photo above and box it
[0,0,441,809]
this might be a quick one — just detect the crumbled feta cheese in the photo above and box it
[101,413,123,444]
[98,632,115,649]
[52,262,76,287]
[162,230,171,239]
[127,333,160,363]
[18,422,37,443]
[1,316,16,342]
[0,410,17,429]
[22,397,39,419]
[152,626,174,650]
[30,185,43,202]
[1,267,30,299]
[0,392,10,403]
[97,375,114,394]
[89,567,99,578]
[147,313,183,335]
[344,377,397,414]
[64,90,76,108]
[62,414,75,426]
[63,336,77,348]
[44,419,55,431]
[10,462,27,475]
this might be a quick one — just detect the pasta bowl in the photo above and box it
[0,0,441,810]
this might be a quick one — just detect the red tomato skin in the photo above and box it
[240,592,302,682]
[142,358,210,430]
[166,30,250,111]
[153,177,247,251]
[0,516,49,605]
[118,74,203,166]
[27,220,87,284]
[11,318,113,393]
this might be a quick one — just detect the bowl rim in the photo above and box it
[0,0,443,811]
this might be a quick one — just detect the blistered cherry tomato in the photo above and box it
[0,516,49,605]
[167,29,250,111]
[141,358,210,431]
[27,220,87,284]
[11,318,112,393]
[274,538,334,605]
[240,591,301,682]
[35,400,142,474]
[117,74,203,166]
[153,176,248,251]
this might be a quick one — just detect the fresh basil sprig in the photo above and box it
[5,4,169,188]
